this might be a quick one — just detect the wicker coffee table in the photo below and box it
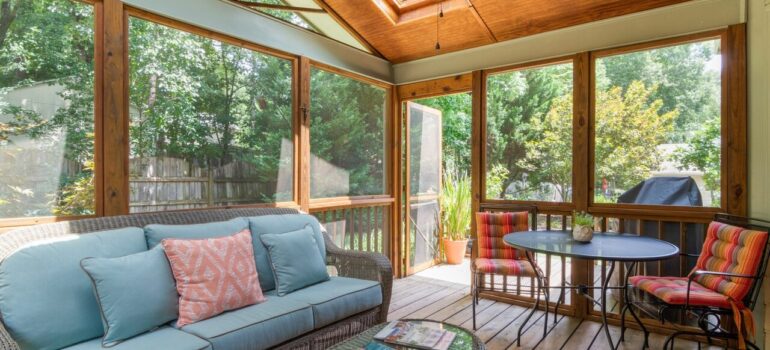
[329,319,484,350]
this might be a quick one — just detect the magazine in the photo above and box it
[373,321,457,350]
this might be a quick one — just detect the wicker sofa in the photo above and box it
[0,208,392,350]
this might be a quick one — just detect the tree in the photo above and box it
[520,82,676,202]
[673,117,721,205]
[411,93,472,174]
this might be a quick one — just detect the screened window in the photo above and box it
[128,18,294,213]
[310,68,387,198]
[0,0,95,219]
[485,63,574,202]
[594,39,722,207]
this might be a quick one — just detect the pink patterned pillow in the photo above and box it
[161,229,265,327]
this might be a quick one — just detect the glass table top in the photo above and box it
[503,230,679,261]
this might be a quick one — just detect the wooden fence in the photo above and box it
[129,156,289,213]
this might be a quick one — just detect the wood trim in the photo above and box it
[482,55,577,77]
[591,28,727,59]
[125,7,298,62]
[391,86,404,277]
[94,0,105,217]
[396,73,472,101]
[725,23,748,216]
[308,198,394,211]
[573,52,590,213]
[102,0,129,216]
[299,56,311,212]
[309,60,392,89]
[470,70,483,240]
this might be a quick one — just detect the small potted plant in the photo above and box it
[440,172,471,264]
[572,211,594,243]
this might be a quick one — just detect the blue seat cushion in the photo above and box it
[62,327,211,350]
[144,217,249,248]
[80,247,178,347]
[275,277,382,328]
[180,295,314,350]
[248,214,325,292]
[0,227,147,350]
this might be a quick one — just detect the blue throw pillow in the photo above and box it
[260,226,329,296]
[80,247,178,347]
[144,217,249,248]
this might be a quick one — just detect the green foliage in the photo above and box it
[310,69,386,197]
[413,93,472,174]
[573,211,593,227]
[440,170,471,241]
[485,164,509,199]
[673,118,721,205]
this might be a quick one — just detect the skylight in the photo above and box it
[226,0,372,54]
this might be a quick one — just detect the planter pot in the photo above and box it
[443,238,469,265]
[573,224,593,242]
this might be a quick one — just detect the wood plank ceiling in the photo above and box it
[318,0,691,63]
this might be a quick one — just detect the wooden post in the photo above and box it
[102,0,129,216]
[572,51,591,319]
[725,23,748,217]
[298,57,311,212]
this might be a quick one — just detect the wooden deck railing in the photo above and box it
[310,202,392,256]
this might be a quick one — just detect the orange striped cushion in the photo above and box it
[629,276,731,308]
[476,212,529,260]
[691,222,768,302]
[474,258,536,277]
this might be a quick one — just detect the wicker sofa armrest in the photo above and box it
[0,322,19,350]
[323,233,393,322]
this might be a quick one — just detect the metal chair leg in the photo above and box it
[472,272,477,330]
[553,282,564,325]
[517,271,541,347]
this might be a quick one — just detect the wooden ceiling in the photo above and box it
[318,0,691,63]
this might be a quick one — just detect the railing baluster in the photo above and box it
[658,221,664,276]
[679,222,687,277]
[546,214,552,230]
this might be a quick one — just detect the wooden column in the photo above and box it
[298,56,311,212]
[102,0,129,216]
[725,23,748,217]
[470,70,483,247]
[572,52,591,318]
[391,86,403,277]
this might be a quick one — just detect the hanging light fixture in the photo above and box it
[435,2,443,51]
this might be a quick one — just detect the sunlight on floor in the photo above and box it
[414,259,472,286]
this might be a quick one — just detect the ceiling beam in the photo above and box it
[229,0,326,13]
[313,0,386,58]
[467,0,497,42]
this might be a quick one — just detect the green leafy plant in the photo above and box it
[573,211,593,227]
[440,171,472,241]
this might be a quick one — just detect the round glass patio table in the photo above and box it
[328,319,484,350]
[503,230,679,350]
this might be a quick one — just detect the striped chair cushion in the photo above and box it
[474,258,536,277]
[476,211,530,260]
[629,276,731,308]
[692,221,768,303]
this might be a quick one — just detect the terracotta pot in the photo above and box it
[443,238,469,265]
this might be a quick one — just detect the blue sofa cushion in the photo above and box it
[260,226,329,296]
[80,247,178,347]
[180,296,313,350]
[0,228,147,350]
[62,327,211,350]
[248,214,325,291]
[144,217,249,248]
[275,277,382,328]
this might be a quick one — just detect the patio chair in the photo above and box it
[621,214,770,350]
[471,208,546,331]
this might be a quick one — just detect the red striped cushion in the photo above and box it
[474,258,536,277]
[476,211,530,260]
[691,222,768,302]
[629,276,731,308]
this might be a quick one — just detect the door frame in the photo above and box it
[396,74,474,277]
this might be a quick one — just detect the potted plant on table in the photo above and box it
[572,211,594,243]
[440,172,472,264]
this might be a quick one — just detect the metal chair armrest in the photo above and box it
[679,252,700,258]
[685,270,757,309]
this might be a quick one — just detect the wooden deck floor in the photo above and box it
[387,275,720,350]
